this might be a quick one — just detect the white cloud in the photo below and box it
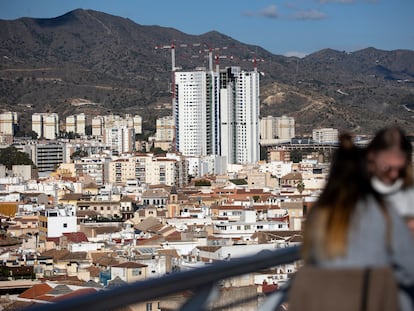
[243,5,279,19]
[259,5,279,18]
[291,9,327,20]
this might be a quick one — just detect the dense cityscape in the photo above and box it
[0,55,363,310]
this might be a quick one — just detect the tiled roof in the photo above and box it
[158,249,179,257]
[53,287,97,301]
[91,253,119,267]
[165,231,181,242]
[134,216,161,231]
[38,276,84,286]
[107,276,127,288]
[63,232,89,243]
[60,251,88,261]
[18,283,53,299]
[86,266,102,278]
[60,193,84,201]
[112,261,147,268]
[48,284,72,295]
[40,249,70,261]
[196,246,221,252]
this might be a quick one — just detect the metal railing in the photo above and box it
[26,245,301,311]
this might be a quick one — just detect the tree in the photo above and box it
[290,150,303,163]
[70,149,88,160]
[297,180,305,194]
[0,146,35,169]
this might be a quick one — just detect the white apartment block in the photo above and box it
[173,66,260,165]
[38,205,77,242]
[32,113,59,140]
[174,70,214,157]
[74,155,109,186]
[276,116,295,140]
[260,116,276,140]
[0,111,18,135]
[155,116,175,142]
[65,113,86,135]
[103,126,135,155]
[312,128,339,143]
[92,116,104,137]
[24,142,65,173]
[220,67,260,164]
[260,115,295,141]
[106,154,185,187]
[132,115,142,135]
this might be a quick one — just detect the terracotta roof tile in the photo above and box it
[62,232,89,243]
[18,283,53,299]
[53,288,97,302]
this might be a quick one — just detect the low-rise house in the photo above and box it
[110,261,148,283]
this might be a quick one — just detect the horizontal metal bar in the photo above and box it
[26,245,300,311]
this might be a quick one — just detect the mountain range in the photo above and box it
[1,9,414,135]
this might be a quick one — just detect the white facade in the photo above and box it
[155,116,175,142]
[174,66,260,165]
[213,219,289,239]
[76,113,86,135]
[106,154,183,187]
[233,68,260,164]
[174,70,213,157]
[92,116,104,137]
[260,116,276,140]
[31,114,43,139]
[32,113,59,140]
[132,115,142,135]
[103,126,135,155]
[65,115,76,133]
[276,116,295,140]
[74,155,108,186]
[312,128,339,143]
[0,112,18,135]
[40,205,77,238]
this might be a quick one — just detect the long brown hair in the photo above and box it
[302,134,384,261]
[367,125,413,187]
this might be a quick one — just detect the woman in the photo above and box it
[289,134,414,311]
[366,125,414,235]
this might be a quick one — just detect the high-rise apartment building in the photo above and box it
[155,116,175,142]
[32,113,59,140]
[92,116,104,137]
[0,112,18,136]
[260,115,295,141]
[174,70,216,157]
[260,116,277,140]
[65,113,86,136]
[103,126,135,155]
[173,66,260,165]
[276,116,295,140]
[312,128,339,143]
[106,154,187,187]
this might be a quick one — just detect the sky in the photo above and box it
[0,0,413,57]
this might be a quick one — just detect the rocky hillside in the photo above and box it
[0,9,413,135]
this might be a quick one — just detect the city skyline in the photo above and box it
[1,0,413,58]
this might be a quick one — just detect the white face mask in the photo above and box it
[371,177,403,195]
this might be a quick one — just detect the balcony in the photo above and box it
[25,245,300,311]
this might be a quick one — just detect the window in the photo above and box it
[146,303,152,311]
[63,223,67,228]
